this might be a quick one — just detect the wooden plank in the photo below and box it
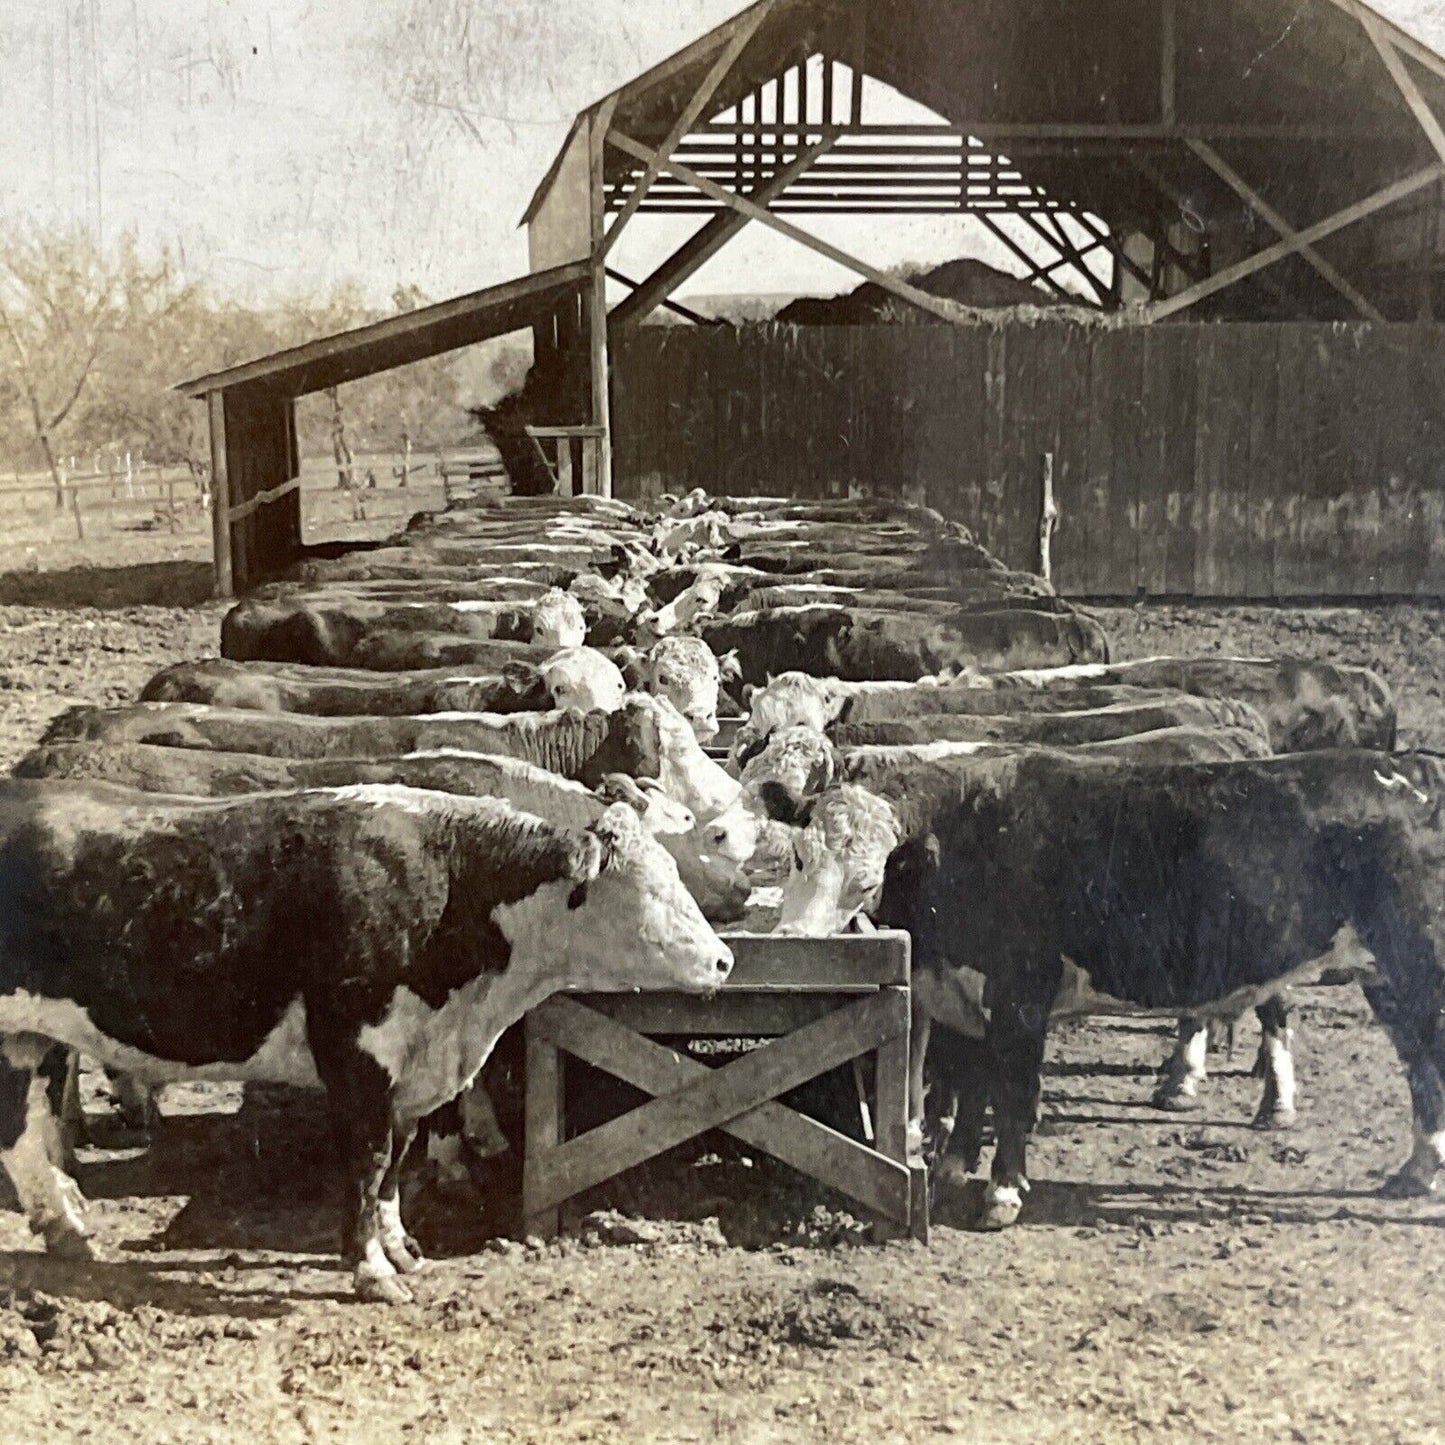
[206,390,232,598]
[609,131,973,325]
[525,991,909,1213]
[523,1020,565,1239]
[531,999,912,1225]
[1361,16,1445,165]
[1271,326,1309,598]
[1147,165,1443,321]
[1077,328,1118,595]
[1108,328,1149,596]
[713,931,909,990]
[1346,326,1386,597]
[1050,324,1092,594]
[1401,322,1440,593]
[1133,327,1169,596]
[600,7,771,257]
[1161,327,1199,597]
[609,139,835,330]
[583,992,862,1036]
[1244,325,1282,599]
[1184,141,1383,321]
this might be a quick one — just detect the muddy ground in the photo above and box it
[0,562,1442,1443]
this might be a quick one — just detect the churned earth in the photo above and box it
[0,567,1441,1443]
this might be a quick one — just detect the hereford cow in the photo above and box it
[140,649,627,717]
[872,750,1445,1227]
[0,782,732,1300]
[42,695,756,857]
[991,657,1396,752]
[701,605,1109,687]
[222,589,587,668]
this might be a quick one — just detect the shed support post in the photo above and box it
[206,389,233,599]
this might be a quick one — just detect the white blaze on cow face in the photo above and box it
[738,726,838,820]
[531,589,588,649]
[650,571,728,637]
[595,773,696,836]
[775,786,901,937]
[498,802,733,996]
[640,694,742,824]
[738,674,849,758]
[540,648,626,713]
[645,636,721,742]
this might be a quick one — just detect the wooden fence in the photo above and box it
[612,322,1445,598]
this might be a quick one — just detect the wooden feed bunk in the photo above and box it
[522,931,928,1243]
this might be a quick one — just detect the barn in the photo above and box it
[182,0,1445,600]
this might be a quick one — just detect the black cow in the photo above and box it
[876,750,1445,1227]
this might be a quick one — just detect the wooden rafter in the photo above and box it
[976,214,1076,300]
[1185,139,1383,319]
[604,268,721,325]
[1147,163,1444,320]
[1324,0,1445,86]
[1360,12,1445,168]
[609,129,974,323]
[599,5,772,259]
[1016,211,1109,306]
[608,136,835,331]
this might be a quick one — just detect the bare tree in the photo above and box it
[0,226,123,502]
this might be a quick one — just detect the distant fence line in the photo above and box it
[611,322,1445,599]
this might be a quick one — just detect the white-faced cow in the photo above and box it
[0,782,732,1301]
[140,650,626,717]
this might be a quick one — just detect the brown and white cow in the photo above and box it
[0,781,732,1301]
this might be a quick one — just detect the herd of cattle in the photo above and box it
[1,487,1442,1304]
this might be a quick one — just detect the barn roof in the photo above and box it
[176,260,590,398]
[527,0,1445,313]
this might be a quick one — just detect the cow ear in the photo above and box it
[718,649,743,686]
[565,831,605,900]
[739,683,757,708]
[501,661,540,689]
[589,801,643,867]
[596,773,649,815]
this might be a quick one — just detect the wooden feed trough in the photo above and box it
[522,931,927,1242]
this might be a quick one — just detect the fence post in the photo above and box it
[70,485,85,540]
[1039,451,1059,585]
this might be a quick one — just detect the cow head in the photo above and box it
[536,803,734,994]
[733,672,849,766]
[594,773,696,836]
[539,647,626,713]
[643,636,721,742]
[531,589,588,649]
[737,725,841,824]
[775,785,902,937]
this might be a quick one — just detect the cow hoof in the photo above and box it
[355,1272,414,1305]
[974,1186,1024,1231]
[933,1156,973,1193]
[1150,1089,1200,1113]
[44,1229,96,1261]
[1377,1170,1438,1201]
[1250,1107,1297,1132]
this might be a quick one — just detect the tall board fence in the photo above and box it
[611,322,1445,598]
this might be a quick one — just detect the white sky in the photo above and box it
[3,0,1444,308]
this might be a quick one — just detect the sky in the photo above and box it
[4,0,1445,309]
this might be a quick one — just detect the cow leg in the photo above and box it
[109,1071,158,1133]
[377,1122,426,1276]
[1250,996,1297,1130]
[41,1046,82,1175]
[1151,1018,1209,1111]
[307,1018,412,1304]
[926,1025,990,1193]
[906,998,931,1161]
[0,1036,94,1258]
[1364,981,1445,1199]
[978,1011,1047,1230]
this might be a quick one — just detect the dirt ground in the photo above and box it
[0,559,1442,1443]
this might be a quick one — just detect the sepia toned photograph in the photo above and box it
[1,0,1443,1439]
